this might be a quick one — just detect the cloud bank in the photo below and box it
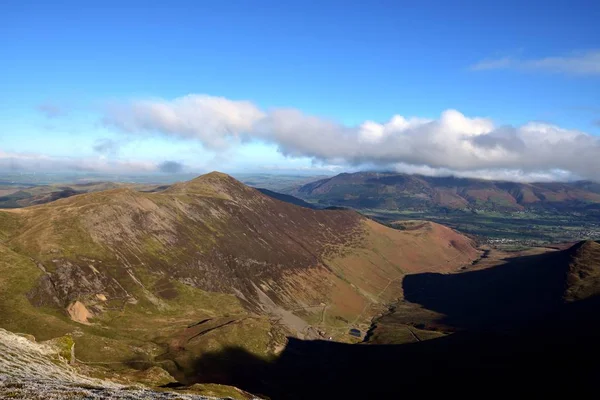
[471,50,600,76]
[103,96,264,150]
[0,149,165,174]
[102,94,600,181]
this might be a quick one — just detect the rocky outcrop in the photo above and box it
[0,328,253,399]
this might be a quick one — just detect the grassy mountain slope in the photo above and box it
[0,172,477,383]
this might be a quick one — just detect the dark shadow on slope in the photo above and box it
[401,248,572,331]
[148,243,600,398]
[173,295,600,399]
[180,347,272,393]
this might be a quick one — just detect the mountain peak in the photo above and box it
[196,171,234,180]
[187,171,240,185]
[166,171,250,199]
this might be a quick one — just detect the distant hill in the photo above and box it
[0,182,167,208]
[0,182,124,208]
[256,188,319,209]
[293,171,600,212]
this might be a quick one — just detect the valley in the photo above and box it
[368,208,600,244]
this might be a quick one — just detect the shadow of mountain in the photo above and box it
[401,249,571,331]
[146,244,600,398]
[166,294,600,399]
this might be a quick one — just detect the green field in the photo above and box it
[363,208,600,244]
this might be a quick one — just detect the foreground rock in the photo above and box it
[0,328,257,399]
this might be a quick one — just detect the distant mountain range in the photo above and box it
[292,171,600,212]
[6,171,600,214]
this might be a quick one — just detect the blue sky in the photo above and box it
[1,0,599,180]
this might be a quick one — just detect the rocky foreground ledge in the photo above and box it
[0,328,257,400]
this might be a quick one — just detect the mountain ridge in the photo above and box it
[293,171,600,212]
[255,188,319,209]
[0,171,478,382]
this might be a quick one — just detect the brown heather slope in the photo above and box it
[0,172,477,382]
[564,240,600,301]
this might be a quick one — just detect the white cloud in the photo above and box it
[471,50,600,76]
[470,57,513,71]
[103,95,264,150]
[391,163,576,183]
[101,94,600,182]
[0,149,159,174]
